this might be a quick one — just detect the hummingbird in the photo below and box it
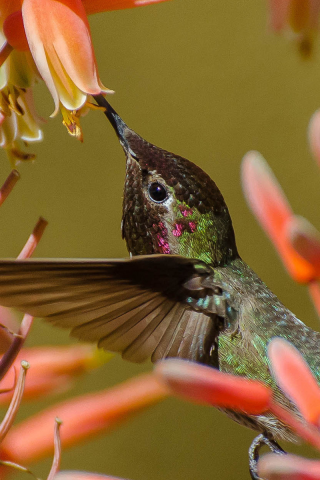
[0,96,318,477]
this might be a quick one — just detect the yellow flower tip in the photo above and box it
[0,86,26,117]
[8,95,24,116]
[55,417,63,426]
[86,348,114,370]
[0,91,13,118]
[100,87,115,95]
[61,109,84,142]
[20,360,30,370]
[85,102,106,112]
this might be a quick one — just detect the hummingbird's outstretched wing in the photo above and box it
[0,255,224,363]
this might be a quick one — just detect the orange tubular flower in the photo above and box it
[155,359,272,415]
[0,0,170,162]
[268,338,320,426]
[0,345,110,403]
[242,150,320,314]
[241,150,315,283]
[0,373,168,465]
[21,0,109,116]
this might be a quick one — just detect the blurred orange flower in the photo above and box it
[241,149,320,316]
[268,338,320,426]
[267,0,320,56]
[256,338,320,479]
[0,345,110,403]
[258,453,320,480]
[0,0,170,163]
[0,373,168,465]
[155,359,272,415]
[241,150,316,283]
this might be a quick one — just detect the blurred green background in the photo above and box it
[2,0,320,479]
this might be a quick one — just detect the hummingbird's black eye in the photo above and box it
[148,182,168,203]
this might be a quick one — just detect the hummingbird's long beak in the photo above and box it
[94,94,138,159]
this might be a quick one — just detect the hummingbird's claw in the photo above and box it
[248,433,286,480]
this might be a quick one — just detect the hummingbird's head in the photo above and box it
[96,97,238,266]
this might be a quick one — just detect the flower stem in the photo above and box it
[17,216,48,259]
[47,418,62,480]
[0,314,33,381]
[0,170,20,207]
[0,361,29,443]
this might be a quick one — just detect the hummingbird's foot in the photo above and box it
[248,433,286,480]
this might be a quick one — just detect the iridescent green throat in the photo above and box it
[151,199,238,266]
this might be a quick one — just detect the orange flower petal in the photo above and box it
[258,453,320,480]
[309,281,320,317]
[0,1,21,19]
[15,345,105,376]
[3,11,29,51]
[268,338,320,425]
[241,151,315,283]
[83,0,171,15]
[287,215,320,277]
[0,345,106,403]
[22,0,107,113]
[289,0,313,33]
[155,359,272,415]
[0,373,74,403]
[267,0,291,31]
[0,373,168,464]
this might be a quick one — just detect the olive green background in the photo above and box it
[3,1,320,479]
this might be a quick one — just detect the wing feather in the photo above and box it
[0,256,221,363]
[123,301,177,362]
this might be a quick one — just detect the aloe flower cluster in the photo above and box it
[0,0,169,164]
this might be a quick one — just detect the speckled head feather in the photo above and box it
[96,97,238,266]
